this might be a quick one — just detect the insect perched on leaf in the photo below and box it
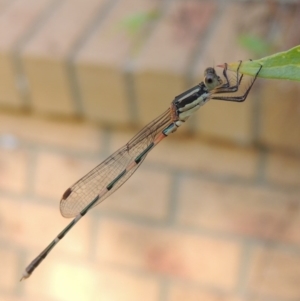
[21,62,262,280]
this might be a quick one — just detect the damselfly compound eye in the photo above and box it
[204,67,222,90]
[206,77,213,84]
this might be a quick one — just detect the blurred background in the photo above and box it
[0,0,300,300]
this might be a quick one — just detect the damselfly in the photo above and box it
[21,62,262,280]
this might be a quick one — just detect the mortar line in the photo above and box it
[166,171,182,225]
[67,0,120,116]
[12,0,64,109]
[186,0,227,134]
[123,0,174,125]
[236,241,253,299]
[186,1,227,85]
[159,277,170,301]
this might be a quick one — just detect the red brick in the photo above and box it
[265,152,300,187]
[0,148,28,193]
[0,0,11,11]
[0,249,18,291]
[23,0,106,59]
[75,0,158,124]
[21,0,106,115]
[247,247,300,300]
[97,219,241,290]
[101,168,172,220]
[259,80,300,153]
[177,178,300,244]
[25,256,160,301]
[196,98,255,145]
[109,129,259,179]
[154,139,259,178]
[0,0,53,108]
[168,285,242,301]
[33,151,99,200]
[0,112,104,152]
[193,2,270,74]
[0,197,91,256]
[133,0,216,125]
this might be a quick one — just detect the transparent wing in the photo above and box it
[60,108,172,218]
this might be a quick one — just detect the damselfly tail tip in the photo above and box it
[216,64,225,68]
[20,271,29,281]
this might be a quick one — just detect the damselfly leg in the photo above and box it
[215,61,243,92]
[211,61,262,102]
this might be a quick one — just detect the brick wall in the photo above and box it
[0,1,300,301]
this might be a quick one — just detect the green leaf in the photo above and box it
[224,45,300,81]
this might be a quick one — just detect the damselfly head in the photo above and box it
[204,67,223,91]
